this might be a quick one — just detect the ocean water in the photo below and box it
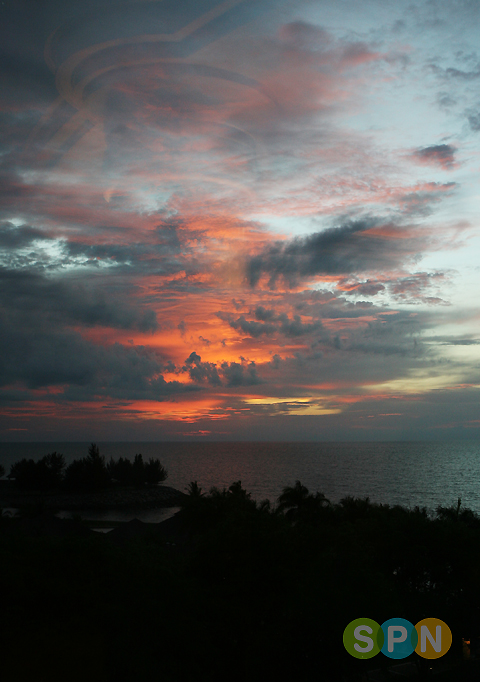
[1,441,480,520]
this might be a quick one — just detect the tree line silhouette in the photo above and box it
[6,443,167,492]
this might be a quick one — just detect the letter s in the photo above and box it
[354,625,374,652]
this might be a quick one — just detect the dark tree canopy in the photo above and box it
[8,445,167,491]
[8,452,65,490]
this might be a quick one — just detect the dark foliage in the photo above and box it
[144,457,168,485]
[1,480,480,681]
[8,452,65,490]
[63,443,110,492]
[8,444,167,492]
[0,463,4,478]
[107,453,167,486]
[106,456,133,486]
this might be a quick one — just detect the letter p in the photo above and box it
[388,626,407,652]
[380,618,416,659]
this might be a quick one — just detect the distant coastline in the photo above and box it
[0,480,187,510]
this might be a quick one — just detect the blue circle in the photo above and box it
[380,618,417,659]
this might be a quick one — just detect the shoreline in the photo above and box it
[0,480,187,510]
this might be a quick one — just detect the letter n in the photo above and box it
[421,625,442,653]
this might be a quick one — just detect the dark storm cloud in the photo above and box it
[246,217,416,288]
[220,360,262,386]
[0,269,158,332]
[0,267,195,400]
[0,258,201,401]
[0,216,198,279]
[411,144,457,169]
[0,221,52,248]
[64,227,184,267]
[254,306,277,322]
[0,48,56,111]
[217,313,276,338]
[0,309,193,399]
[183,352,222,387]
[217,309,324,338]
[342,316,425,356]
[179,353,263,387]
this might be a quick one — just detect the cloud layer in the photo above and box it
[1,0,479,439]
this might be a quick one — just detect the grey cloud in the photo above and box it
[0,311,191,399]
[277,313,323,337]
[412,144,457,169]
[183,352,222,386]
[0,214,195,275]
[271,354,281,369]
[0,269,158,332]
[388,272,449,305]
[221,360,262,386]
[254,306,277,322]
[223,314,277,338]
[344,317,425,357]
[342,281,385,296]
[398,182,456,216]
[0,222,196,278]
[0,222,52,248]
[467,112,480,131]
[278,21,333,52]
[0,265,195,400]
[424,335,480,346]
[437,92,457,108]
[181,352,262,386]
[217,309,324,338]
[246,217,415,288]
[445,65,480,81]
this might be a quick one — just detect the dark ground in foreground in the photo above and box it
[0,479,186,509]
[2,482,480,682]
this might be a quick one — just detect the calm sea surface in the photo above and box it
[1,441,480,521]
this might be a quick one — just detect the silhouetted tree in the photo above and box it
[7,447,167,492]
[63,459,89,491]
[144,458,167,484]
[9,459,38,488]
[42,452,65,488]
[0,464,4,478]
[8,453,65,490]
[107,454,167,486]
[63,444,109,491]
[86,443,109,490]
[185,480,204,498]
[277,480,330,522]
[132,454,145,486]
[107,456,133,485]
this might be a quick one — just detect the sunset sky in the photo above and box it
[1,0,480,440]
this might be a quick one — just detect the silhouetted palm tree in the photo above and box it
[185,481,204,498]
[277,480,329,521]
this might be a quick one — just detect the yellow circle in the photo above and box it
[414,618,452,659]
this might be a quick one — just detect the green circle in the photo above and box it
[343,618,382,659]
